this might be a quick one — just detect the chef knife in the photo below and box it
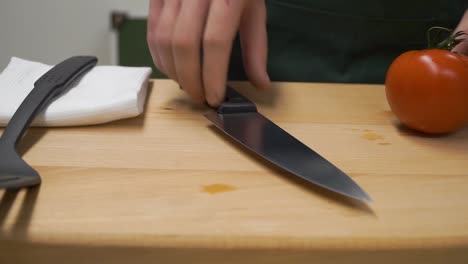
[204,86,372,202]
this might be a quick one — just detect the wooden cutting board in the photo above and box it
[1,80,467,263]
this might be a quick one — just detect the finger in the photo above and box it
[203,0,247,107]
[452,10,468,55]
[172,0,210,104]
[147,0,165,73]
[240,1,270,90]
[155,0,181,81]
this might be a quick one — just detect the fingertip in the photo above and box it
[191,93,207,106]
[258,73,271,90]
[179,85,206,105]
[247,69,271,91]
[205,89,226,108]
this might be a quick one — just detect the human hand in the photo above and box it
[147,0,270,107]
[452,9,468,55]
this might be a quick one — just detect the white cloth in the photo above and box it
[0,57,152,127]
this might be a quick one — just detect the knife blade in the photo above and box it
[204,86,372,202]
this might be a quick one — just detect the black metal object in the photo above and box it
[0,56,97,189]
[111,11,128,31]
[217,87,257,114]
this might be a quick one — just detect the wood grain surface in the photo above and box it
[1,80,467,263]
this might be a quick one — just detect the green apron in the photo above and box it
[228,0,467,84]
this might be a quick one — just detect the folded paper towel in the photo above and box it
[0,57,152,127]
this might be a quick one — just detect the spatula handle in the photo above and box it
[0,56,97,147]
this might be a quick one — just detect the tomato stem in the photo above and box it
[426,26,466,51]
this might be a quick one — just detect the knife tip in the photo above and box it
[332,183,373,204]
[361,194,373,203]
[351,190,373,203]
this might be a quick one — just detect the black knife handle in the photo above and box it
[217,86,257,114]
[0,56,97,147]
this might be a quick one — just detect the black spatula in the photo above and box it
[0,56,97,189]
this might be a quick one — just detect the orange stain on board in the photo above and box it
[361,133,384,141]
[382,110,394,117]
[379,142,392,146]
[202,184,237,194]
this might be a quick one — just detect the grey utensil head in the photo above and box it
[0,56,97,189]
[0,142,40,189]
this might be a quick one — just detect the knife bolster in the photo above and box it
[217,86,258,114]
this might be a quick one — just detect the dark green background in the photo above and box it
[118,19,166,79]
[118,1,467,83]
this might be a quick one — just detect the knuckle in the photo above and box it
[203,33,231,50]
[172,35,195,52]
[155,33,171,48]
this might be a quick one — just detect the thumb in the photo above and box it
[239,1,271,90]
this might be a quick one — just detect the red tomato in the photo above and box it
[385,49,468,134]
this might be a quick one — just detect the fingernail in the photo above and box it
[262,73,271,90]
